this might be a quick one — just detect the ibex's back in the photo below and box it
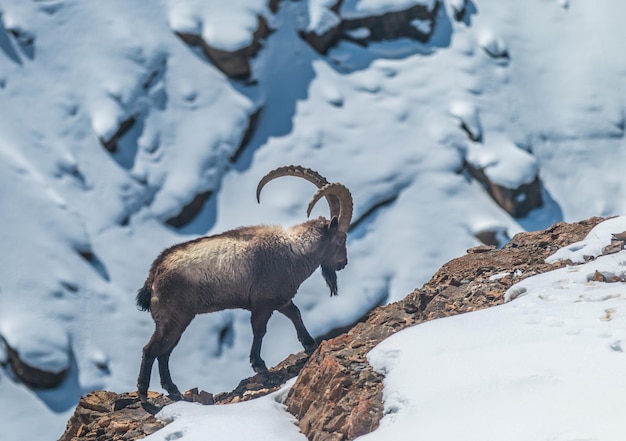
[136,166,353,402]
[138,220,336,314]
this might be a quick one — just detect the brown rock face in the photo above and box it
[164,190,212,229]
[341,2,438,43]
[0,336,69,389]
[465,162,544,218]
[59,217,605,441]
[58,391,173,441]
[284,216,605,440]
[175,15,270,80]
[301,1,439,54]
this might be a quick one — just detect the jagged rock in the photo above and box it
[473,227,508,248]
[175,15,270,80]
[214,352,310,404]
[182,388,215,405]
[449,100,483,142]
[300,26,341,56]
[58,352,311,440]
[58,391,173,441]
[449,0,468,21]
[230,106,263,163]
[465,162,543,218]
[299,0,342,54]
[0,336,69,390]
[6,351,67,389]
[467,243,496,253]
[164,190,212,229]
[100,115,136,153]
[301,1,439,55]
[341,1,438,44]
[602,238,624,255]
[59,217,605,441]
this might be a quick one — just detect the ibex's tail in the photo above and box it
[136,283,152,311]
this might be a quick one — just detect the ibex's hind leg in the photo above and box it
[249,307,273,373]
[158,337,183,400]
[137,319,189,402]
[137,345,156,402]
[278,301,317,354]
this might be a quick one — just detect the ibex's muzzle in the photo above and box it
[337,258,348,271]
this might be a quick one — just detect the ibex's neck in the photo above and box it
[285,219,329,273]
[287,219,339,297]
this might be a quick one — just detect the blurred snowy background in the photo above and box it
[0,0,625,439]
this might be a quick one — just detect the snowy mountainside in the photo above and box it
[362,217,626,441]
[1,0,626,440]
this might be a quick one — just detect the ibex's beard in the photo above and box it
[321,264,338,297]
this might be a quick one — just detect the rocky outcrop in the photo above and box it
[58,353,310,441]
[164,190,213,229]
[58,391,171,441]
[450,0,468,21]
[283,216,605,439]
[0,336,69,390]
[341,2,439,44]
[465,162,544,218]
[59,217,607,441]
[301,1,439,55]
[100,115,137,154]
[174,1,441,77]
[175,15,270,80]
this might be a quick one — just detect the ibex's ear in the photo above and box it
[328,216,339,232]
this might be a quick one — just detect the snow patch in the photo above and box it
[366,246,626,440]
[306,0,341,35]
[477,28,508,58]
[465,134,538,189]
[166,0,269,52]
[546,216,626,264]
[449,100,482,141]
[0,319,70,374]
[146,381,305,441]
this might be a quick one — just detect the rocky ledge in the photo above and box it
[60,217,613,441]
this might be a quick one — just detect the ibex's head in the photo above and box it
[257,165,353,296]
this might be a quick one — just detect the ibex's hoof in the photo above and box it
[162,384,183,401]
[251,361,269,374]
[168,392,183,401]
[304,342,318,355]
[137,389,148,404]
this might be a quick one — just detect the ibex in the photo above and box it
[136,166,353,401]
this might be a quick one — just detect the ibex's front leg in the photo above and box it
[279,301,317,354]
[249,308,273,373]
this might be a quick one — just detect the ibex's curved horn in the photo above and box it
[307,183,353,232]
[256,165,341,218]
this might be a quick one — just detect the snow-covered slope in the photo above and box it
[1,0,625,439]
[365,220,626,441]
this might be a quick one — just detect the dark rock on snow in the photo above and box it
[301,1,439,55]
[0,336,69,390]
